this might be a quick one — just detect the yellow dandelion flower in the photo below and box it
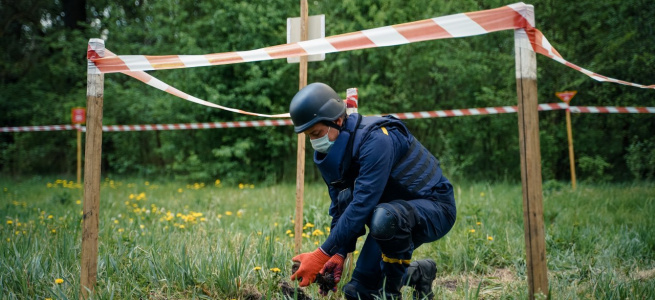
[140,225,145,229]
[314,241,319,245]
[312,229,324,236]
[274,222,278,227]
[257,231,262,235]
[76,200,81,205]
[469,229,476,233]
[286,229,292,234]
[480,192,485,197]
[6,220,12,225]
[200,218,206,222]
[487,236,494,241]
[476,222,481,225]
[225,211,233,216]
[55,278,64,284]
[270,268,281,273]
[129,194,135,200]
[179,225,185,229]
[47,215,53,219]
[145,181,150,186]
[118,228,124,233]
[239,183,244,189]
[114,220,119,224]
[289,234,294,238]
[51,229,56,233]
[254,266,262,271]
[178,188,183,193]
[304,222,314,228]
[250,184,255,189]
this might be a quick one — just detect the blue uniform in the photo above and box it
[314,113,456,297]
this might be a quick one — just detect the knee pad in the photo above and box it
[369,206,398,241]
[370,200,416,241]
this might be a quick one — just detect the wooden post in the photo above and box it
[80,38,104,299]
[565,107,577,190]
[294,0,309,255]
[77,127,82,184]
[514,6,548,299]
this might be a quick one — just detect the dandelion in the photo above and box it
[145,181,150,186]
[239,183,244,189]
[51,229,56,234]
[254,266,262,271]
[225,211,233,216]
[286,229,292,234]
[179,225,185,229]
[270,268,281,273]
[129,194,135,200]
[250,184,255,189]
[487,236,494,241]
[140,225,145,229]
[469,229,476,233]
[55,278,64,284]
[76,200,81,205]
[314,241,319,245]
[312,229,324,236]
[274,222,278,227]
[480,192,485,197]
[114,220,119,224]
[6,220,12,225]
[178,188,183,193]
[47,215,53,219]
[215,179,221,186]
[476,221,482,225]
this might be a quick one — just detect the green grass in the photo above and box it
[1,177,654,299]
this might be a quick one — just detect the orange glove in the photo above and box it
[319,254,345,296]
[290,248,330,287]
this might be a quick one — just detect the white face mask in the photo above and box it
[310,127,335,153]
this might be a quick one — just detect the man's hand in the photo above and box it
[318,254,345,296]
[290,248,330,287]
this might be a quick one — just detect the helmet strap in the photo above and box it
[323,121,342,131]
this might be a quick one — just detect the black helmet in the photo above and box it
[289,83,346,133]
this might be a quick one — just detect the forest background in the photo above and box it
[1,0,654,184]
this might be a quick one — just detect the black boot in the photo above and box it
[406,259,437,300]
[379,276,404,300]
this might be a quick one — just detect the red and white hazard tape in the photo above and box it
[101,119,293,132]
[4,104,653,133]
[86,2,654,118]
[569,106,655,114]
[385,103,568,119]
[0,124,78,133]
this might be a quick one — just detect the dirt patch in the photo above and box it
[279,281,312,300]
[635,268,655,280]
[435,268,518,292]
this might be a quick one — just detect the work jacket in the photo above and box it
[316,113,452,256]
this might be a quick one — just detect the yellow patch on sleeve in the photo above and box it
[381,127,389,135]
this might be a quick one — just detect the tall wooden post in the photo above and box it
[514,6,548,299]
[77,127,82,184]
[565,107,577,190]
[294,0,309,255]
[80,38,104,299]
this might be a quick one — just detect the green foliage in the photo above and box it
[625,136,655,180]
[1,0,653,183]
[578,155,612,183]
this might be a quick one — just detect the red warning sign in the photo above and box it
[555,91,577,103]
[71,107,86,124]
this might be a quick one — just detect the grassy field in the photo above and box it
[1,176,654,299]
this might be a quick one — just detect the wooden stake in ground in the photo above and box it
[514,6,548,299]
[80,38,105,299]
[294,0,309,255]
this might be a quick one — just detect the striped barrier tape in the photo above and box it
[86,3,655,118]
[569,106,655,114]
[3,104,653,133]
